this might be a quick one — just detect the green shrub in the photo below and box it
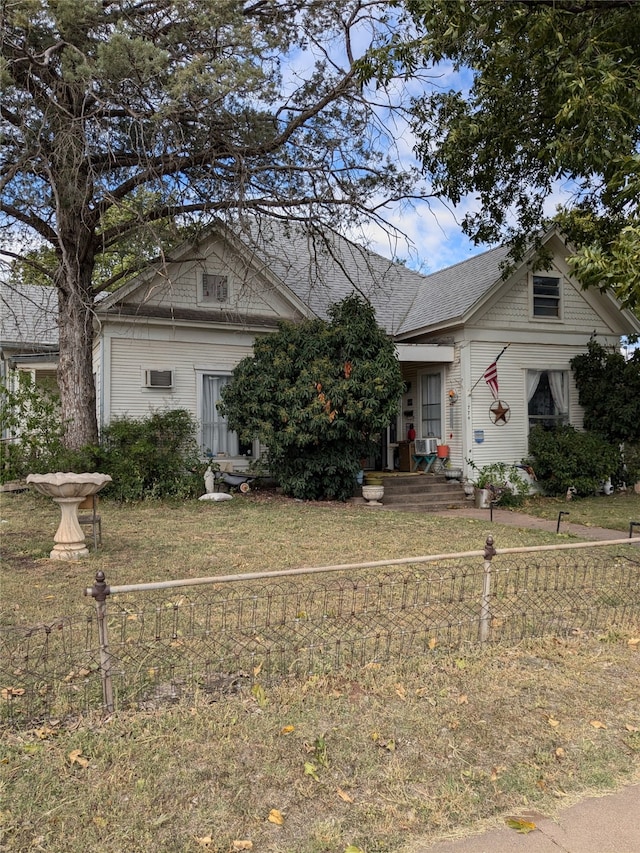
[528,425,621,497]
[97,409,206,502]
[219,294,404,501]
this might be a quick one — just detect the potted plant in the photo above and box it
[466,460,530,509]
[443,460,463,481]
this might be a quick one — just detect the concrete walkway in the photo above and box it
[434,505,639,541]
[413,782,640,853]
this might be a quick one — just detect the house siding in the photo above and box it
[118,233,302,322]
[474,266,624,339]
[103,325,256,424]
[466,340,585,473]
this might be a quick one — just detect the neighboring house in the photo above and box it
[4,222,639,479]
[0,284,59,439]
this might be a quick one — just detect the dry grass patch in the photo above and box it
[2,490,639,852]
[1,490,565,626]
[2,635,639,853]
[521,492,640,531]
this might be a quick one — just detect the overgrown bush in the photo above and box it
[528,425,621,497]
[1,378,206,500]
[97,410,206,501]
[571,340,640,486]
[219,294,404,501]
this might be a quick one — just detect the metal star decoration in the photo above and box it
[489,399,510,425]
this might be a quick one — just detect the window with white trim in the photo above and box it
[201,374,252,457]
[202,273,229,303]
[420,372,442,438]
[532,274,561,318]
[527,370,569,430]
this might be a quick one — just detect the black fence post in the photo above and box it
[86,570,113,713]
[557,511,570,533]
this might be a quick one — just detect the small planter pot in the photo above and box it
[475,487,491,509]
[444,468,463,481]
[463,482,475,500]
[362,485,384,505]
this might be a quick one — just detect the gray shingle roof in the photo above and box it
[2,226,510,346]
[395,243,512,335]
[244,220,468,336]
[0,283,59,349]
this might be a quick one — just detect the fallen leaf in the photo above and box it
[34,726,56,739]
[428,637,437,649]
[505,817,537,834]
[68,749,89,768]
[1,687,25,699]
[590,720,607,729]
[92,816,108,828]
[251,684,268,709]
[555,747,566,760]
[395,684,406,700]
[337,787,354,803]
[232,842,253,851]
[458,694,468,705]
[548,717,560,727]
[344,847,365,853]
[280,725,295,734]
[195,836,212,848]
[625,724,639,732]
[253,662,263,677]
[304,762,319,781]
[627,637,640,648]
[267,809,284,826]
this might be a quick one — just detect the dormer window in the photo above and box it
[202,273,229,303]
[532,274,561,318]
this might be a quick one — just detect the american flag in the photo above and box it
[484,361,499,399]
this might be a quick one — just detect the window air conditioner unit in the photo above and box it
[414,438,438,455]
[144,369,173,389]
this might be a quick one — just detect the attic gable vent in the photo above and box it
[202,273,229,303]
[144,369,173,389]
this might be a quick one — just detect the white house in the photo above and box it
[4,221,639,479]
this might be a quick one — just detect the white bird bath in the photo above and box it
[26,472,112,560]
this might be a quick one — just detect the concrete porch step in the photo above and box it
[357,472,469,512]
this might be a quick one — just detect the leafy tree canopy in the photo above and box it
[363,0,640,312]
[570,339,640,444]
[218,294,404,501]
[1,0,422,448]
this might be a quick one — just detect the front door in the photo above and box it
[420,371,442,439]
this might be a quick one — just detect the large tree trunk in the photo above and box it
[57,282,98,450]
[54,217,99,450]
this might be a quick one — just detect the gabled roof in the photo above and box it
[0,283,59,350]
[395,243,513,335]
[240,219,429,335]
[6,224,639,346]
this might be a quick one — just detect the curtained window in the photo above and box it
[201,374,252,457]
[528,370,569,430]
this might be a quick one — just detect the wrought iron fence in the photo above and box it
[2,536,639,724]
